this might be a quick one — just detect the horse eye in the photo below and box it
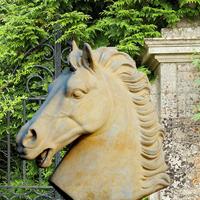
[72,89,85,99]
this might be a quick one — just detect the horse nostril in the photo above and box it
[22,128,37,147]
[30,129,37,141]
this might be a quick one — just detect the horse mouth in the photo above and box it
[36,148,53,168]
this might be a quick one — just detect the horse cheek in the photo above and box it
[82,97,110,133]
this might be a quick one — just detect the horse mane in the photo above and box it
[69,45,170,194]
[94,47,170,192]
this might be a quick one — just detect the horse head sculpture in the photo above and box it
[16,41,170,200]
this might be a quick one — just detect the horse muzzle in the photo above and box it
[16,124,55,168]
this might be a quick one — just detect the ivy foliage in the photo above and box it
[1,0,200,191]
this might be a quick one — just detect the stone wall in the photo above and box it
[143,20,200,200]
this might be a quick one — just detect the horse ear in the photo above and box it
[82,43,96,71]
[72,40,78,50]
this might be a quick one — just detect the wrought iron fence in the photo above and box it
[0,32,71,200]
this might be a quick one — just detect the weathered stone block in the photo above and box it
[143,20,200,200]
[160,93,177,118]
[159,63,177,94]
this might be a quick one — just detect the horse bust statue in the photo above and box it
[16,41,170,200]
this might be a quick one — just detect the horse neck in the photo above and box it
[97,73,141,142]
[91,73,143,176]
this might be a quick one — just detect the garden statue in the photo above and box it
[16,41,170,200]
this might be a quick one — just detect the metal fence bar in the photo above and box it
[0,186,53,189]
[6,112,11,185]
[38,99,43,183]
[54,30,63,200]
[22,100,27,181]
[54,31,62,78]
[54,31,62,167]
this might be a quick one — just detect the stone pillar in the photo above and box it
[143,20,200,200]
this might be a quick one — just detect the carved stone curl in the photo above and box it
[16,41,170,200]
